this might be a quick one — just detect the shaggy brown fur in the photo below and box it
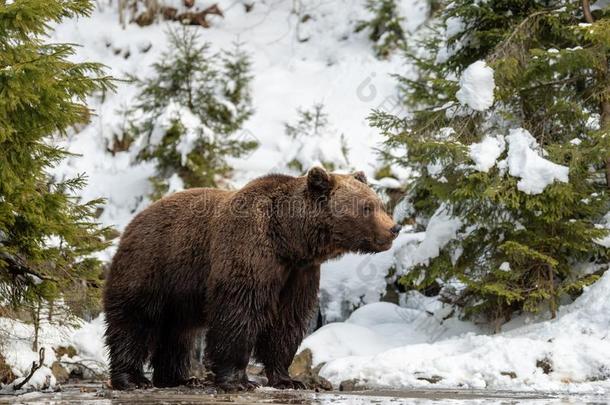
[103,167,400,391]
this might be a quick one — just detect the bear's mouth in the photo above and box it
[356,237,393,254]
[373,238,394,252]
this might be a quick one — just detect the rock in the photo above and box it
[246,363,264,376]
[0,353,16,385]
[288,349,332,391]
[51,361,69,384]
[246,363,266,386]
[54,346,77,359]
[289,348,312,376]
[501,371,517,379]
[311,363,333,391]
[416,375,443,384]
[339,378,367,391]
[536,358,553,375]
[161,6,178,20]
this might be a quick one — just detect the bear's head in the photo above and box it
[306,167,401,255]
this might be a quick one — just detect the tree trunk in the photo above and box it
[602,94,610,187]
[583,0,594,23]
[32,299,41,351]
[583,0,610,188]
[548,265,557,319]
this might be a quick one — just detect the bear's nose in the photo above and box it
[390,224,402,236]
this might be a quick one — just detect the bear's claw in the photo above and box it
[110,373,152,390]
[268,378,307,390]
[216,379,259,393]
[183,377,211,388]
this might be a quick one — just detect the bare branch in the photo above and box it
[13,348,45,391]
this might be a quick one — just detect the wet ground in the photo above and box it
[1,384,609,404]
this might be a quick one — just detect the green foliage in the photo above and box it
[129,28,257,198]
[0,0,114,312]
[375,0,610,326]
[356,0,407,58]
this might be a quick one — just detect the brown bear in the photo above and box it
[103,167,401,391]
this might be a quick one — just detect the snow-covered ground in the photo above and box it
[0,314,106,391]
[303,271,610,393]
[2,0,610,396]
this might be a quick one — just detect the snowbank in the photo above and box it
[0,317,67,380]
[456,61,495,111]
[301,271,610,393]
[301,299,480,367]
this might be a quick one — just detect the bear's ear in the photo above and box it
[307,166,332,194]
[353,171,367,184]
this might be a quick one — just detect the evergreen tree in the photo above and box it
[284,103,350,173]
[0,0,114,312]
[356,0,407,58]
[372,0,610,328]
[130,28,257,197]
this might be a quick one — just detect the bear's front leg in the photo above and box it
[254,264,320,390]
[204,281,266,392]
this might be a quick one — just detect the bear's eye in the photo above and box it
[363,205,373,215]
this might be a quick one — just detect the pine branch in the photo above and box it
[0,252,59,283]
[489,9,558,62]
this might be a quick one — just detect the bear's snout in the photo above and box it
[390,224,402,236]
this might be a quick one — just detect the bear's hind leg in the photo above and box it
[105,322,152,390]
[151,327,195,388]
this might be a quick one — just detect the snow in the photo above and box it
[469,135,505,173]
[502,128,569,194]
[4,0,418,385]
[374,177,402,189]
[397,204,462,270]
[320,232,418,322]
[0,317,65,380]
[301,271,610,393]
[396,0,431,34]
[594,211,610,248]
[70,314,108,368]
[3,0,608,396]
[320,204,463,321]
[0,313,108,391]
[43,0,413,242]
[302,298,480,367]
[456,61,495,111]
[8,367,56,392]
